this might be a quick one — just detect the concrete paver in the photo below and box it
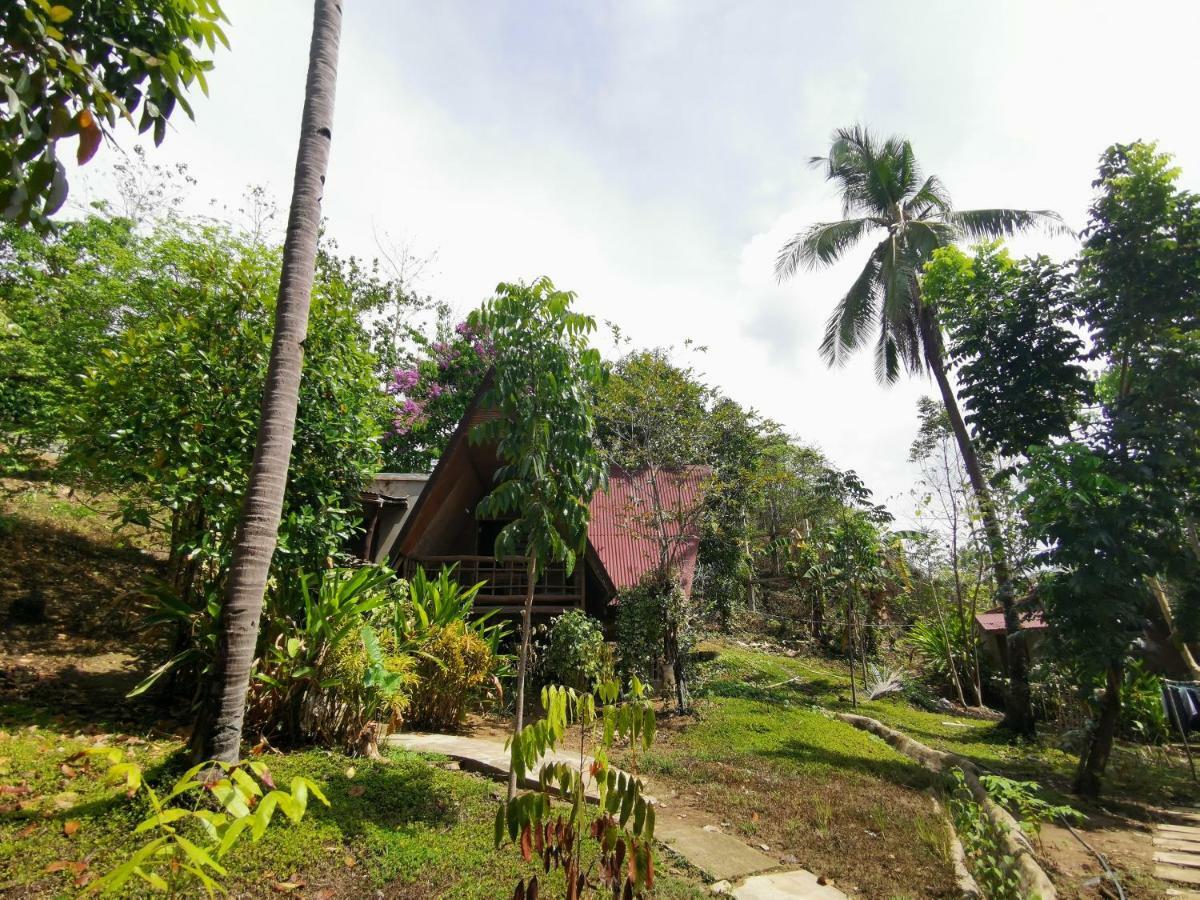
[731,871,848,899]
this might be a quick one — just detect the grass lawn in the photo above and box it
[661,640,1195,898]
[0,702,707,898]
[619,643,960,898]
[1,476,707,898]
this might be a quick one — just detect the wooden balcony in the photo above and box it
[400,555,583,615]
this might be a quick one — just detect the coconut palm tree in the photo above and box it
[194,0,344,763]
[776,125,1067,735]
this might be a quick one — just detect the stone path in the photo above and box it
[1155,809,1200,889]
[385,731,846,898]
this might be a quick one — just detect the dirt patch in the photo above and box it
[1,480,166,722]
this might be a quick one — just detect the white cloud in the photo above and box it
[73,0,1200,522]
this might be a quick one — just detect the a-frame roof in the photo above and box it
[392,379,708,601]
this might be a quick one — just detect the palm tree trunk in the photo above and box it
[919,308,1035,736]
[192,0,343,764]
[508,550,537,800]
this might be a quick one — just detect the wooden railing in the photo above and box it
[400,555,582,614]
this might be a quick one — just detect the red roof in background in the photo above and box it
[975,609,1048,634]
[588,466,710,599]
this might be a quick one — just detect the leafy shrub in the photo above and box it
[903,617,975,695]
[395,564,509,656]
[977,773,1084,846]
[614,576,691,683]
[537,610,612,693]
[408,621,497,730]
[1118,659,1169,744]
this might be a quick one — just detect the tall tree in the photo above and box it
[775,125,1066,735]
[469,278,607,799]
[1024,142,1200,796]
[194,0,343,764]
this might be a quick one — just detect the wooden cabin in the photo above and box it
[387,394,708,622]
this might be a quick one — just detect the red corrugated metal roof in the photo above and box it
[975,609,1048,634]
[587,466,711,599]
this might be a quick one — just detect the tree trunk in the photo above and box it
[508,550,537,800]
[847,598,857,709]
[919,308,1034,736]
[1074,662,1122,798]
[192,0,343,764]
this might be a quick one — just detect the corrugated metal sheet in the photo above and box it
[588,466,710,598]
[975,609,1047,634]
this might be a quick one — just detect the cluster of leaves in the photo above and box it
[932,243,1092,459]
[0,214,142,469]
[471,277,607,575]
[537,610,612,694]
[248,565,417,752]
[497,679,658,899]
[977,773,1084,845]
[614,574,692,687]
[1,0,227,227]
[75,747,326,897]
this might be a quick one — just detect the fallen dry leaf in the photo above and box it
[344,766,357,779]
[54,791,79,810]
[63,820,80,836]
[60,764,77,779]
[0,784,31,795]
[44,860,87,876]
[347,785,365,797]
[271,880,305,892]
[17,822,39,838]
[344,855,357,868]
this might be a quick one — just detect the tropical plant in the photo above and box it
[397,564,508,656]
[538,610,612,694]
[251,566,412,752]
[864,662,906,700]
[408,620,498,731]
[74,747,326,896]
[198,0,345,764]
[775,125,1067,735]
[931,243,1092,460]
[0,0,227,227]
[1118,660,1169,745]
[497,679,658,899]
[469,277,608,798]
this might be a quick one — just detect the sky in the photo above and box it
[76,0,1200,522]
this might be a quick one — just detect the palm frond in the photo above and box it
[904,175,951,219]
[811,125,896,218]
[949,208,1073,241]
[818,240,885,367]
[874,237,924,383]
[903,219,957,261]
[774,217,878,280]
